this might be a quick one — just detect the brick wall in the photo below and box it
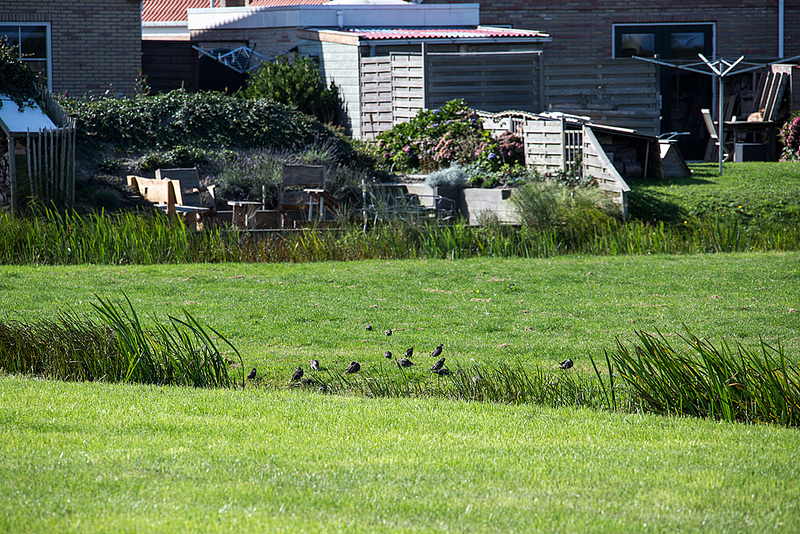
[425,1,793,61]
[1,0,142,96]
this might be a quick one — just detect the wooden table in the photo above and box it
[724,120,779,161]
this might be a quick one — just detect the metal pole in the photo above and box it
[718,75,724,175]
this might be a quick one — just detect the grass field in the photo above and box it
[3,160,800,531]
[2,253,799,384]
[2,375,799,533]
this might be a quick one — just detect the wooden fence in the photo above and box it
[10,90,76,211]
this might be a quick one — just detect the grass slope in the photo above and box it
[1,376,798,533]
[2,253,799,384]
[630,162,800,226]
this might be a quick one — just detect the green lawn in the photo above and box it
[2,253,799,532]
[2,253,799,383]
[2,376,798,533]
[630,162,800,226]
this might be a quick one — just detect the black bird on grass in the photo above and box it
[433,368,452,377]
[291,366,304,381]
[384,350,393,359]
[397,358,415,368]
[385,329,393,336]
[430,358,446,372]
[345,361,361,374]
[310,359,320,371]
[247,368,257,380]
[559,358,574,370]
[366,324,373,331]
[430,343,443,358]
[404,347,414,359]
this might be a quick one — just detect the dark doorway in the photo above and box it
[615,24,714,160]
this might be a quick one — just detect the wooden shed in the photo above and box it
[297,27,551,140]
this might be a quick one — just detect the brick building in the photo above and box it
[421,0,799,159]
[1,0,142,96]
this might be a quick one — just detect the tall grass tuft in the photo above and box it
[292,360,610,409]
[1,209,799,266]
[0,296,242,388]
[601,329,800,426]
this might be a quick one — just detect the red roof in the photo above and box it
[143,0,329,23]
[345,27,549,40]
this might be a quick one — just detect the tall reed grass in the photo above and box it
[1,210,799,266]
[595,329,800,426]
[0,296,242,388]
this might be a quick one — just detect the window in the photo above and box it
[0,24,50,89]
[613,23,713,61]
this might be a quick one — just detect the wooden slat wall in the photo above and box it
[425,52,541,113]
[142,41,198,93]
[544,59,660,135]
[581,127,629,217]
[522,118,565,174]
[391,53,425,125]
[360,56,393,141]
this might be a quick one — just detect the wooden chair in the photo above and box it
[155,167,216,211]
[278,164,338,227]
[701,109,732,162]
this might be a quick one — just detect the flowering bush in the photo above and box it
[779,113,800,161]
[375,100,499,173]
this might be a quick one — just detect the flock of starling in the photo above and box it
[244,324,575,386]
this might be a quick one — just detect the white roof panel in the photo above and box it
[0,97,57,135]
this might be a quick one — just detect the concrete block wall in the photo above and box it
[1,0,142,96]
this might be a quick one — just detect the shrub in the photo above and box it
[240,54,341,125]
[59,89,352,157]
[375,99,498,173]
[779,112,800,161]
[0,38,42,110]
[510,181,617,230]
[136,145,215,172]
[425,165,467,188]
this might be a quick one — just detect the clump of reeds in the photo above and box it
[291,359,609,409]
[597,329,800,426]
[0,296,242,388]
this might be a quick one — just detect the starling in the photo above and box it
[430,343,443,358]
[366,324,373,331]
[345,361,361,374]
[559,358,574,370]
[246,368,257,380]
[430,357,446,371]
[291,366,304,381]
[397,358,415,368]
[384,350,393,359]
[404,347,414,359]
[433,368,452,377]
[310,359,320,371]
[385,329,392,336]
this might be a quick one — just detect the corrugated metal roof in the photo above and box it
[344,27,549,40]
[143,0,209,23]
[142,0,330,23]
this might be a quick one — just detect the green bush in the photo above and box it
[60,89,351,157]
[136,145,217,172]
[0,38,41,110]
[375,99,498,173]
[240,54,341,125]
[425,165,467,188]
[510,182,617,230]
